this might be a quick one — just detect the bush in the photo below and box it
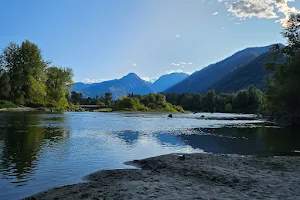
[172,105,184,113]
[224,103,232,112]
[0,100,17,109]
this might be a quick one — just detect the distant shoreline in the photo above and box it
[0,107,39,112]
[25,153,300,200]
[0,107,265,121]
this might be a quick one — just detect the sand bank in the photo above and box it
[25,153,300,200]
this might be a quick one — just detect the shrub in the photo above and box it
[0,100,17,109]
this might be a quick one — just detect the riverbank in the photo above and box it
[0,107,38,112]
[25,153,300,200]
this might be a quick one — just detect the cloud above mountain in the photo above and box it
[83,78,107,83]
[166,69,192,74]
[141,77,157,83]
[219,0,298,27]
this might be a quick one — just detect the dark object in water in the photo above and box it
[193,112,197,114]
[201,115,205,118]
[178,155,185,161]
[168,114,173,118]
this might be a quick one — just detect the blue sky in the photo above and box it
[0,0,299,83]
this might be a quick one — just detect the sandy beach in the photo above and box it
[25,153,300,200]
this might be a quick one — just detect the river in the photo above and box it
[0,112,299,199]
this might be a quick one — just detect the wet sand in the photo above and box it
[25,153,300,200]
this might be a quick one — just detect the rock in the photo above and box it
[201,115,205,118]
[168,114,173,118]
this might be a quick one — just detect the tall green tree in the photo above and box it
[232,90,249,112]
[0,64,10,99]
[1,42,24,104]
[46,67,73,108]
[104,93,113,107]
[205,90,216,112]
[266,14,300,126]
[19,40,48,105]
[0,41,47,105]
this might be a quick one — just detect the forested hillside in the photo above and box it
[165,44,279,94]
[209,52,273,93]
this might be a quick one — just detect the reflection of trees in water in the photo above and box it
[179,127,300,156]
[0,113,69,181]
[258,128,300,155]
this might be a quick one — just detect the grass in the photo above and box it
[0,100,17,109]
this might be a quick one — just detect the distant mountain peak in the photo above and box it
[152,72,189,92]
[126,72,138,77]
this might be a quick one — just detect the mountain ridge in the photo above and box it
[165,44,282,94]
[71,72,189,99]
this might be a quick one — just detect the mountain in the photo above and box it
[152,72,189,92]
[71,73,154,99]
[210,51,285,93]
[165,44,278,94]
[209,52,272,93]
[71,82,87,92]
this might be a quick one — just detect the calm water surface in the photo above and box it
[0,112,299,199]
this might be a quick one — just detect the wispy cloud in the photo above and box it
[171,62,193,67]
[219,0,298,27]
[132,63,137,67]
[166,69,193,75]
[212,12,219,15]
[141,77,157,83]
[175,34,181,38]
[83,78,107,84]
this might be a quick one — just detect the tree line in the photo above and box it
[69,92,184,112]
[69,84,262,114]
[0,40,73,109]
[166,84,263,113]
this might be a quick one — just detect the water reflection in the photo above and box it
[116,131,139,146]
[0,113,69,183]
[180,127,300,156]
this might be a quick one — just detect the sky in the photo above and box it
[0,0,299,83]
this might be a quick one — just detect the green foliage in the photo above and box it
[232,90,249,111]
[116,96,149,111]
[0,100,17,109]
[165,85,263,113]
[70,91,83,105]
[224,103,232,112]
[265,14,300,126]
[104,93,113,107]
[0,68,10,99]
[0,40,74,109]
[68,91,113,108]
[46,67,73,108]
[114,93,183,112]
